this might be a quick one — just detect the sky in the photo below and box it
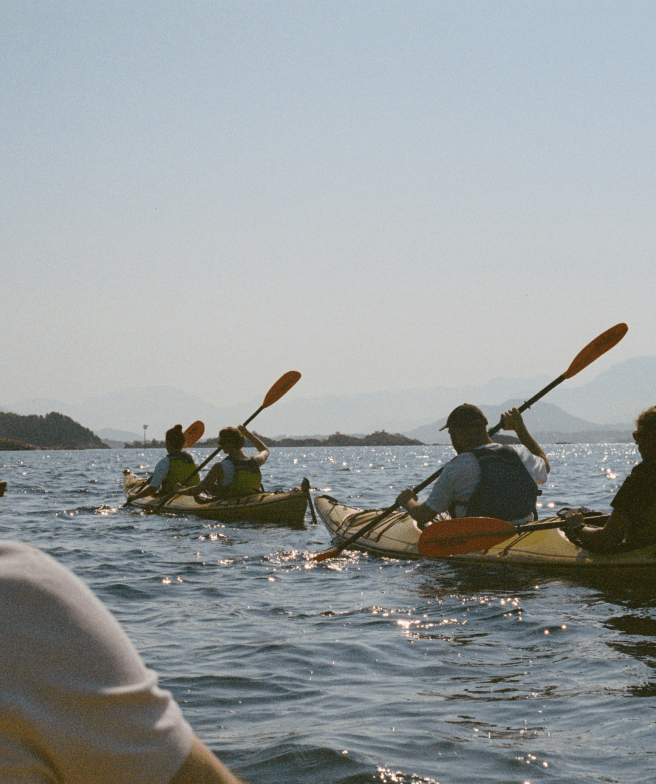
[2,1,655,413]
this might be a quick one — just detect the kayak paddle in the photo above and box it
[184,420,205,447]
[312,322,627,561]
[418,517,518,556]
[156,371,301,509]
[418,508,611,556]
[486,322,628,436]
[417,516,575,557]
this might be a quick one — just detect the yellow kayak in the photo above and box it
[315,494,656,568]
[124,470,308,526]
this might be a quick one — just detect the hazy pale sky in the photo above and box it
[2,1,654,409]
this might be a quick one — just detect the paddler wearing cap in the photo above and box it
[396,405,550,528]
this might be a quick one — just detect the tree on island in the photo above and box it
[251,430,424,448]
[0,411,108,450]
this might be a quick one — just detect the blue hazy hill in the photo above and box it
[4,356,654,439]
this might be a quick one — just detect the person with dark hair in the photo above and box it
[175,425,269,499]
[396,404,549,528]
[127,425,199,502]
[173,425,269,498]
[0,541,243,784]
[566,406,656,553]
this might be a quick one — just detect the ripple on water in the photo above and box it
[3,446,656,783]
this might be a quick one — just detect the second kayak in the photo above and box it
[315,494,656,568]
[124,470,308,526]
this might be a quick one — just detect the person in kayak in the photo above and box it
[566,406,656,553]
[174,424,269,499]
[396,404,549,528]
[128,424,200,501]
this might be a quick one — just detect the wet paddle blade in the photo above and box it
[262,371,301,408]
[418,517,516,557]
[563,323,628,379]
[184,421,205,447]
[313,546,342,562]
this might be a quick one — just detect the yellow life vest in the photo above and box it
[221,457,262,497]
[161,453,200,494]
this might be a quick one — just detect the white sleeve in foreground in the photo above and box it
[0,542,194,784]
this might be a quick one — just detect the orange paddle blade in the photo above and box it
[418,517,516,557]
[183,421,205,447]
[263,371,301,408]
[313,546,342,562]
[563,323,628,379]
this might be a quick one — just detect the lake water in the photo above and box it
[2,443,655,784]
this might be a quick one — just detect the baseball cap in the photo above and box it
[439,404,488,431]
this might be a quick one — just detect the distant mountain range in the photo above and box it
[408,400,633,444]
[2,388,250,442]
[2,356,654,442]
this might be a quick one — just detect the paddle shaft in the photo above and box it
[182,447,219,486]
[516,514,605,533]
[517,519,566,532]
[243,405,264,428]
[487,375,565,436]
[488,323,627,436]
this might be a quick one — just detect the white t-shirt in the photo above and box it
[219,457,236,488]
[425,444,548,524]
[0,541,193,784]
[150,455,172,489]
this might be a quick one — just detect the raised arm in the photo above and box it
[239,425,270,465]
[499,408,550,473]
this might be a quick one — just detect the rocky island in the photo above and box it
[0,411,108,450]
[260,431,424,447]
[178,430,424,448]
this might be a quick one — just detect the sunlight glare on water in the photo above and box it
[1,443,655,783]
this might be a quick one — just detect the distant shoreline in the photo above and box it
[121,430,425,449]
